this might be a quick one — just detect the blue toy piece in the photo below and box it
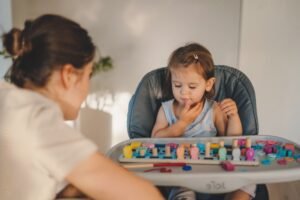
[182,165,192,171]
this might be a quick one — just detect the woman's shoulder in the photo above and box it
[0,82,60,119]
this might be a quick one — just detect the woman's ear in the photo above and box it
[61,64,77,89]
[205,77,216,92]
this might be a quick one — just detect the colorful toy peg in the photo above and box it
[190,146,199,160]
[142,142,155,148]
[205,142,211,158]
[152,147,158,157]
[218,140,227,161]
[246,137,252,148]
[246,138,255,161]
[165,145,171,157]
[130,141,142,149]
[176,146,185,160]
[232,139,241,161]
[139,148,146,157]
[123,145,133,158]
[210,143,220,149]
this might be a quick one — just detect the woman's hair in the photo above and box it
[2,14,96,87]
[166,42,215,98]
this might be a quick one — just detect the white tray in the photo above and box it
[106,135,300,193]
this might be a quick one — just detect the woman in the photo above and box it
[0,14,163,200]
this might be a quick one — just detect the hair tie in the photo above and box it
[193,54,198,60]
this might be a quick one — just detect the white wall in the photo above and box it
[11,0,242,145]
[239,0,300,142]
[11,0,241,93]
[0,0,12,78]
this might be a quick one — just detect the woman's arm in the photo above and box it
[66,152,164,200]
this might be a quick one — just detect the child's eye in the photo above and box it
[173,84,182,88]
[189,86,197,89]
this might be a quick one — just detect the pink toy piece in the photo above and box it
[266,140,278,145]
[142,143,155,148]
[246,148,255,161]
[238,139,246,146]
[277,159,287,165]
[256,140,279,145]
[263,144,273,154]
[221,161,235,171]
[190,146,199,160]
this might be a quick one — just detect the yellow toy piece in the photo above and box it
[123,145,133,158]
[130,141,142,149]
[210,143,220,149]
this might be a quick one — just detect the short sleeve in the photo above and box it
[30,102,98,181]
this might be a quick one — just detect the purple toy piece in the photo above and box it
[221,161,235,171]
[264,144,273,154]
[246,148,255,161]
[167,143,178,149]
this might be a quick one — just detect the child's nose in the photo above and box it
[180,87,189,95]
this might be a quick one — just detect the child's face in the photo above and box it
[171,64,215,106]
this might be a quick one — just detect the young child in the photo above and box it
[151,43,255,200]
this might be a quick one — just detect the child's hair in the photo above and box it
[167,42,215,99]
[2,14,96,87]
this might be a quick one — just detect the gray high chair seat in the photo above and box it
[127,65,268,200]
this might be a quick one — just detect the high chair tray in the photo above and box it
[106,135,300,193]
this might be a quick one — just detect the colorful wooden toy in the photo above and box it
[205,142,211,158]
[123,145,133,158]
[232,139,241,161]
[190,146,199,160]
[245,137,255,161]
[176,145,185,160]
[218,140,227,161]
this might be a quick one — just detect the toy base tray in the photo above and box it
[107,135,300,193]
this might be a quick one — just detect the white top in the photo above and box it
[0,81,97,200]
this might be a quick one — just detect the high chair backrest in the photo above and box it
[127,65,259,138]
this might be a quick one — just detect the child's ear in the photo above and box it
[205,77,216,92]
[61,64,77,89]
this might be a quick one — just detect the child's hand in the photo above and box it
[179,102,202,125]
[219,98,239,118]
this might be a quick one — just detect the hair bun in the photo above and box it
[2,28,23,57]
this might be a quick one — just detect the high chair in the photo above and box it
[127,65,269,200]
